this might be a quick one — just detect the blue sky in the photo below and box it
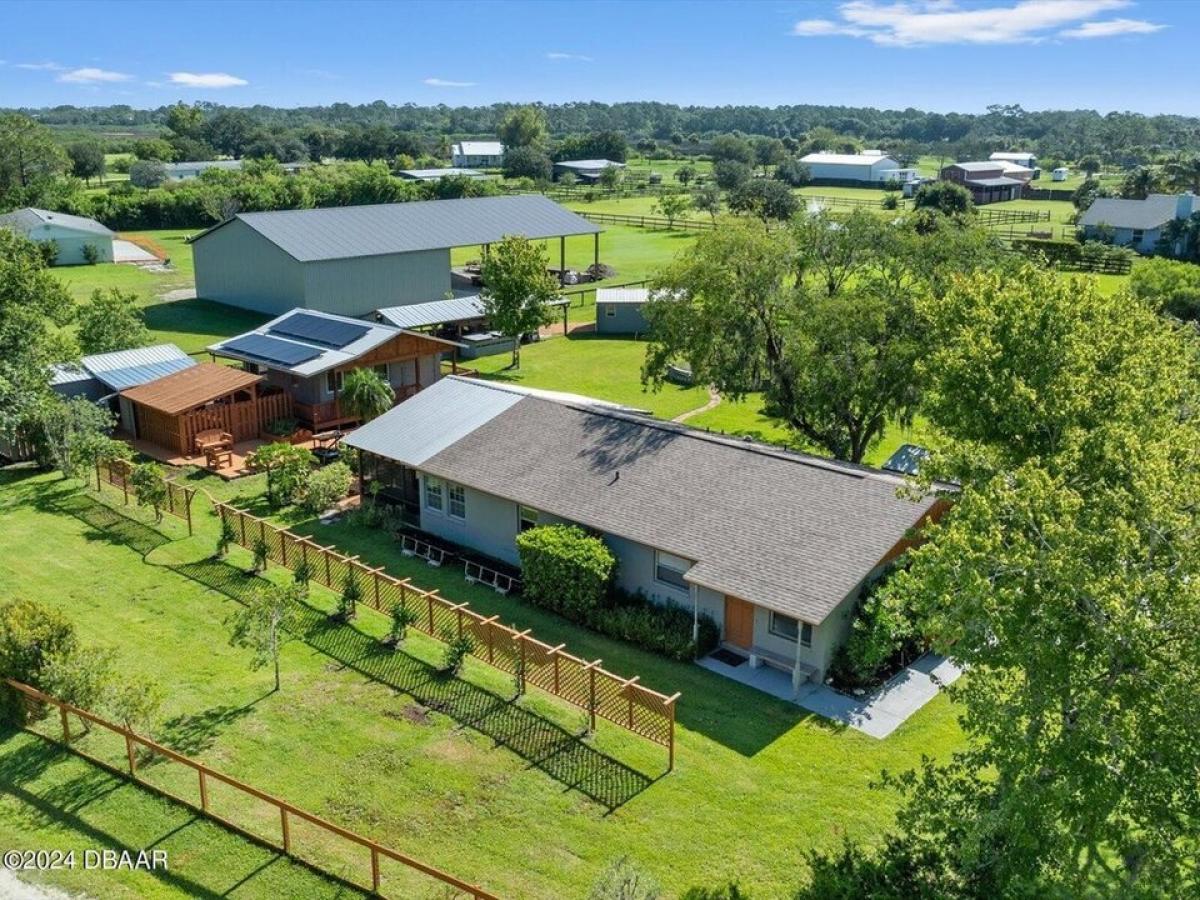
[1,1,1195,114]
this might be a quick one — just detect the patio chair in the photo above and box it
[194,429,233,458]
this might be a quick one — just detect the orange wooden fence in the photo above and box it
[214,501,680,766]
[6,679,498,899]
[96,457,196,534]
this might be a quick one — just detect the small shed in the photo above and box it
[595,287,653,334]
[119,363,276,456]
[0,208,114,265]
[1052,167,1069,182]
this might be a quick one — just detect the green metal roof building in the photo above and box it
[190,195,601,317]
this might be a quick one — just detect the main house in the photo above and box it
[450,141,505,168]
[343,377,944,690]
[189,195,602,317]
[799,152,917,185]
[1078,192,1197,254]
[208,308,456,431]
[0,208,114,265]
[939,161,1025,204]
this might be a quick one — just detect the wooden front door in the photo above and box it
[724,596,755,650]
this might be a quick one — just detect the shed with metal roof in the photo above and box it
[190,195,602,317]
[51,343,196,402]
[0,207,114,265]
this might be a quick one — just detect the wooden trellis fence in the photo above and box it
[95,457,196,534]
[6,679,498,899]
[213,501,680,767]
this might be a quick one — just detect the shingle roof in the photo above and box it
[344,377,938,623]
[209,308,455,377]
[54,343,196,392]
[190,195,600,262]
[1078,194,1181,230]
[0,207,113,237]
[120,363,262,415]
[376,295,487,329]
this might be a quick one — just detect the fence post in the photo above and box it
[625,676,640,729]
[371,847,381,893]
[427,591,435,634]
[323,547,331,586]
[373,571,380,610]
[280,531,288,567]
[124,732,137,776]
[280,807,291,854]
[59,702,70,742]
[668,696,677,772]
[518,633,527,695]
[121,472,129,506]
[184,490,193,536]
[588,663,598,733]
[95,462,101,492]
[198,769,208,811]
[239,512,246,545]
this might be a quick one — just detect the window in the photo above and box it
[769,611,799,642]
[325,370,343,394]
[374,363,389,379]
[604,305,616,317]
[424,476,443,512]
[655,550,690,591]
[518,505,539,532]
[447,483,466,519]
[801,622,813,648]
[1130,229,1145,246]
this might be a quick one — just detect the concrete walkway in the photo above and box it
[698,651,961,738]
[112,239,159,263]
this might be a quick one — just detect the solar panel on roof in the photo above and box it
[222,334,323,367]
[268,312,369,348]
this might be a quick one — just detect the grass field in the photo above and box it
[0,469,964,899]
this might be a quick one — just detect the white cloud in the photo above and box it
[791,0,1163,46]
[169,71,248,88]
[1060,16,1165,37]
[423,77,476,87]
[16,61,64,70]
[546,51,594,61]
[58,67,131,84]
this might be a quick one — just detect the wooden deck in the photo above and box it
[121,434,338,480]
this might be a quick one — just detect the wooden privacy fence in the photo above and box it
[95,457,196,534]
[6,679,498,899]
[976,207,1051,227]
[213,501,680,766]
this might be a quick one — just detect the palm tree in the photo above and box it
[1164,155,1200,194]
[1121,166,1163,200]
[339,368,395,424]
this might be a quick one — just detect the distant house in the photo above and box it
[798,152,916,185]
[208,308,457,431]
[189,195,602,317]
[343,376,944,689]
[553,159,626,182]
[450,141,505,168]
[990,151,1037,169]
[1078,192,1198,254]
[940,162,1024,204]
[396,168,487,181]
[0,208,114,265]
[162,160,307,181]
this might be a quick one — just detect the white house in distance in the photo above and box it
[989,151,1037,169]
[450,141,505,168]
[799,151,917,185]
[0,208,114,265]
[1078,192,1198,254]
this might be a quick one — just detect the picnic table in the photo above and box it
[194,429,232,456]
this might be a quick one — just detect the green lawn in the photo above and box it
[0,467,964,899]
[52,230,197,304]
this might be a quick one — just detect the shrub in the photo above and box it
[388,602,418,646]
[337,568,361,620]
[297,461,351,516]
[81,243,99,265]
[516,525,616,619]
[0,599,79,724]
[440,629,474,675]
[251,536,269,574]
[829,570,922,691]
[216,516,236,559]
[129,462,168,522]
[36,240,58,266]
[881,193,900,210]
[264,416,299,437]
[588,593,719,662]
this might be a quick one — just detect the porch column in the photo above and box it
[792,631,807,694]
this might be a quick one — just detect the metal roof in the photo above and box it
[346,377,938,624]
[121,363,262,415]
[343,377,523,466]
[376,296,487,330]
[0,207,113,237]
[882,443,930,477]
[554,159,626,170]
[51,343,196,391]
[966,176,1024,188]
[1079,194,1182,231]
[191,195,601,262]
[990,152,1036,162]
[452,141,503,156]
[209,308,455,377]
[947,161,1003,173]
[596,287,649,305]
[163,160,243,174]
[800,153,898,167]
[995,161,1034,175]
[396,168,485,180]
